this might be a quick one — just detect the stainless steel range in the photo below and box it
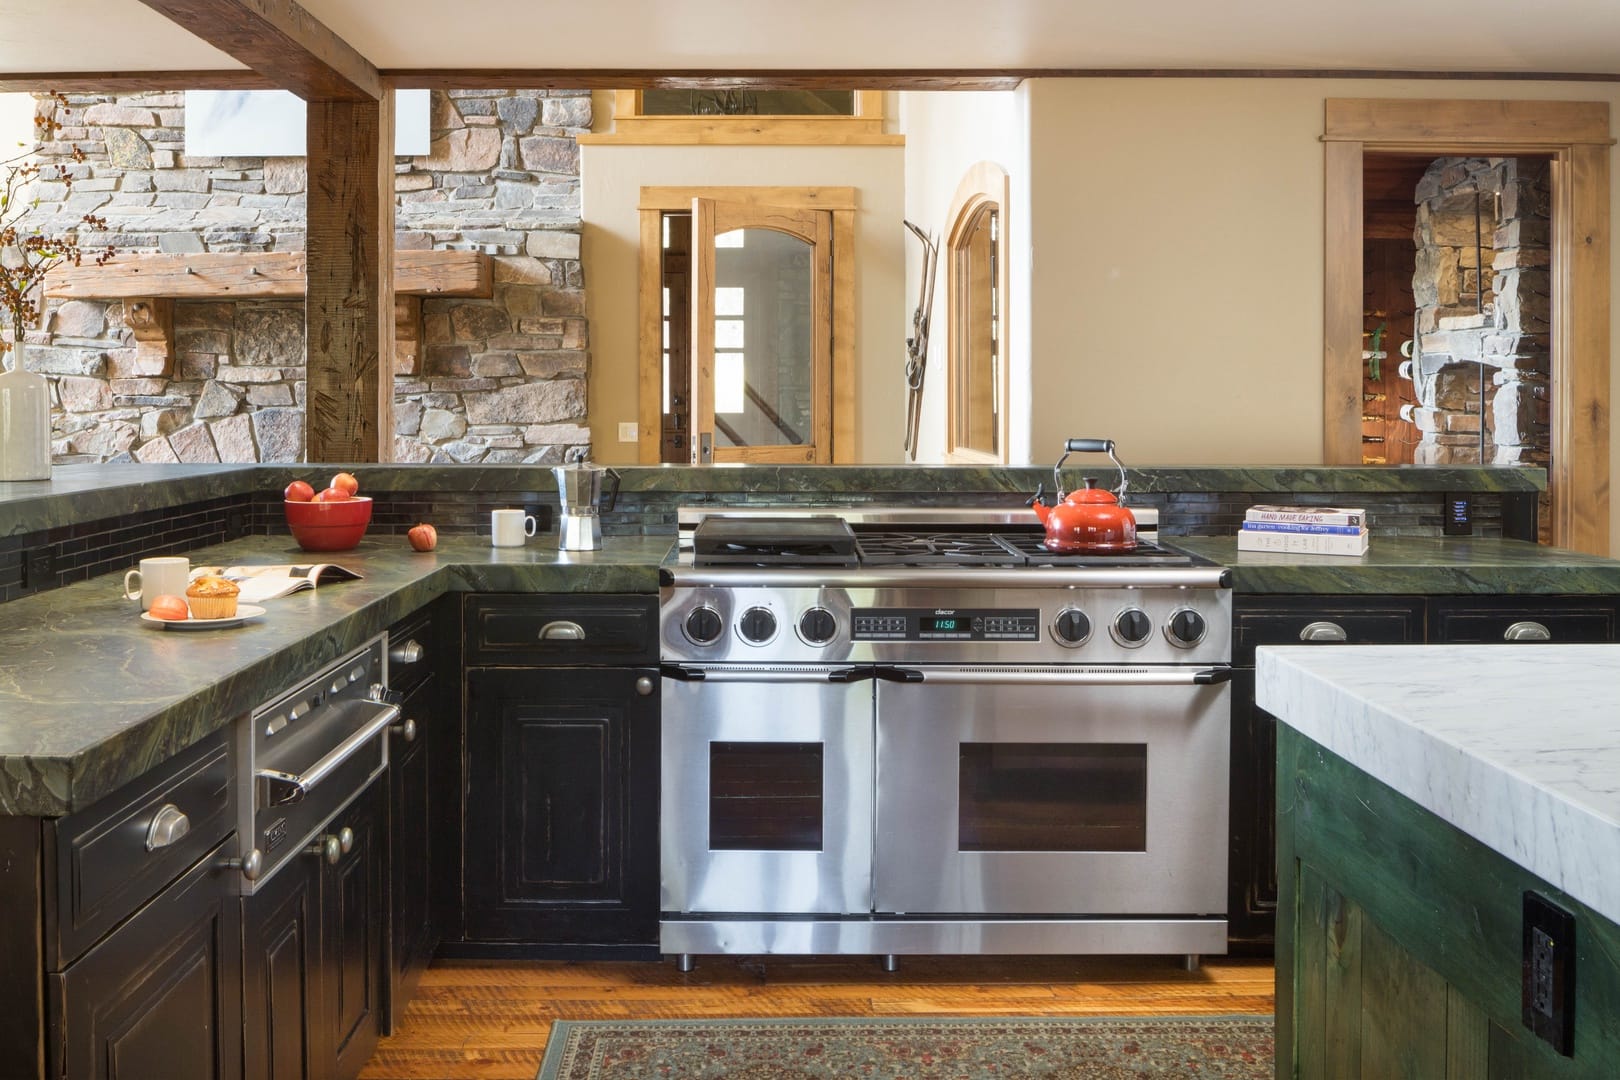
[658,507,1232,970]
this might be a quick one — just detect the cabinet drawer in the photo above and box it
[465,594,658,665]
[386,608,436,696]
[1233,597,1424,665]
[1428,597,1618,644]
[49,730,235,967]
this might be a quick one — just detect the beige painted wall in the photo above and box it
[578,122,905,463]
[898,89,1029,464]
[1020,77,1620,550]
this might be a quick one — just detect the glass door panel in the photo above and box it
[958,742,1147,852]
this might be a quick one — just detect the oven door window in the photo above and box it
[709,741,824,851]
[959,742,1147,852]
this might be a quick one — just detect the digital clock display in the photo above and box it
[922,616,963,632]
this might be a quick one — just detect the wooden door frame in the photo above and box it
[1323,98,1612,553]
[636,186,856,464]
[943,161,1011,464]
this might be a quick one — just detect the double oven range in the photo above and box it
[659,508,1232,969]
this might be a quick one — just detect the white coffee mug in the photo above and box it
[491,508,538,547]
[124,556,190,611]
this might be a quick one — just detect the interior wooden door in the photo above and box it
[689,197,833,464]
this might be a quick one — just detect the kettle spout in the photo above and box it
[1027,483,1052,523]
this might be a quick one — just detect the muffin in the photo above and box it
[185,575,240,619]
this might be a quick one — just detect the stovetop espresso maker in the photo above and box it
[552,448,613,551]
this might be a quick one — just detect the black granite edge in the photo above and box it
[0,464,261,538]
[4,551,667,819]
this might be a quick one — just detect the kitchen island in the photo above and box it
[1258,644,1620,1078]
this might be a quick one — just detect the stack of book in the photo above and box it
[1237,505,1369,556]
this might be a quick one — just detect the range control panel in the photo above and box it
[851,607,1041,642]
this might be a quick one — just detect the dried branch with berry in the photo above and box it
[0,92,116,356]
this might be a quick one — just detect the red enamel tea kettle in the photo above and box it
[1028,438,1137,553]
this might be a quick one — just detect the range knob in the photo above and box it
[739,606,778,644]
[798,607,837,645]
[1051,608,1092,647]
[1112,608,1153,647]
[683,605,724,646]
[1165,608,1207,648]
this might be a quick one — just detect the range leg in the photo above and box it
[881,954,900,973]
[1182,953,1201,973]
[676,954,696,973]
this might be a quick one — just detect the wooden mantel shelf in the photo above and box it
[46,250,492,301]
[44,250,492,377]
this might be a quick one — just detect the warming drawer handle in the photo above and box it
[255,701,401,806]
[663,667,871,684]
[539,620,586,641]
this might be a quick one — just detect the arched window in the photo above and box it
[945,163,1010,463]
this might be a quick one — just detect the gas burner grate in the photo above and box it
[854,531,1027,567]
[994,532,1195,567]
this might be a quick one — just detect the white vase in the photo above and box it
[0,345,52,481]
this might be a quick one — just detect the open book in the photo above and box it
[189,563,362,604]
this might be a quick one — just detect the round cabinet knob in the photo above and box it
[391,717,418,742]
[683,606,724,646]
[338,827,355,855]
[1165,609,1207,648]
[222,848,263,882]
[1112,608,1152,646]
[739,606,778,644]
[1052,608,1092,647]
[309,835,342,865]
[798,607,837,645]
[635,676,655,696]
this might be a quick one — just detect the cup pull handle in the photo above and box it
[1504,620,1552,642]
[1300,621,1349,642]
[539,620,585,641]
[145,804,191,851]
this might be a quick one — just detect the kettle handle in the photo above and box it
[1054,439,1130,507]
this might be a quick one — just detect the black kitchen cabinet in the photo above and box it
[459,593,660,955]
[1229,595,1425,950]
[53,839,243,1080]
[241,778,385,1080]
[1231,592,1620,951]
[384,601,453,1031]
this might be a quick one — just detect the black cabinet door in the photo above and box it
[464,666,658,946]
[242,841,321,1080]
[54,840,242,1080]
[388,672,437,1030]
[325,781,385,1080]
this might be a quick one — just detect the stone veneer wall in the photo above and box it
[22,90,592,464]
[1402,157,1551,467]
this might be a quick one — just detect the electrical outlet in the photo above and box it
[618,422,638,442]
[22,547,52,590]
[1523,891,1577,1056]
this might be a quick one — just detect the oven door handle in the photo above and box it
[661,664,873,684]
[880,667,1232,687]
[255,700,401,806]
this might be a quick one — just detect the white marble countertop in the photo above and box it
[1256,643,1620,926]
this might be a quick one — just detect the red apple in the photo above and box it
[331,472,360,497]
[284,479,315,502]
[407,522,438,552]
[315,486,350,502]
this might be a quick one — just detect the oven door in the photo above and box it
[874,665,1229,916]
[660,665,874,914]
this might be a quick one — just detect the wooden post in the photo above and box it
[305,90,395,462]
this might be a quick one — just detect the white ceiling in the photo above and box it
[2,0,1619,77]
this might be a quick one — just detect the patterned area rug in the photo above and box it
[536,1015,1275,1078]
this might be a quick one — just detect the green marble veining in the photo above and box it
[1,462,1546,538]
[1169,536,1620,594]
[0,533,672,818]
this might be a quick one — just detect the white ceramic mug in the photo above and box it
[124,556,190,611]
[490,508,538,547]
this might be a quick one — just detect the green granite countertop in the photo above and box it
[0,533,672,818]
[1169,536,1620,594]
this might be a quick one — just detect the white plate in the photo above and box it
[141,604,266,631]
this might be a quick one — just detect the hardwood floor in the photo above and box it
[360,955,1275,1078]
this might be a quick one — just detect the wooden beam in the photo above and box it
[0,70,277,92]
[1325,98,1613,145]
[134,0,381,101]
[305,91,395,462]
[46,251,491,300]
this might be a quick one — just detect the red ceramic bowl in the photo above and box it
[284,496,372,552]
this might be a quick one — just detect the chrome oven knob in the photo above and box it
[1111,608,1152,647]
[738,606,778,645]
[797,607,837,645]
[1165,608,1208,648]
[683,605,724,646]
[1051,608,1092,647]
